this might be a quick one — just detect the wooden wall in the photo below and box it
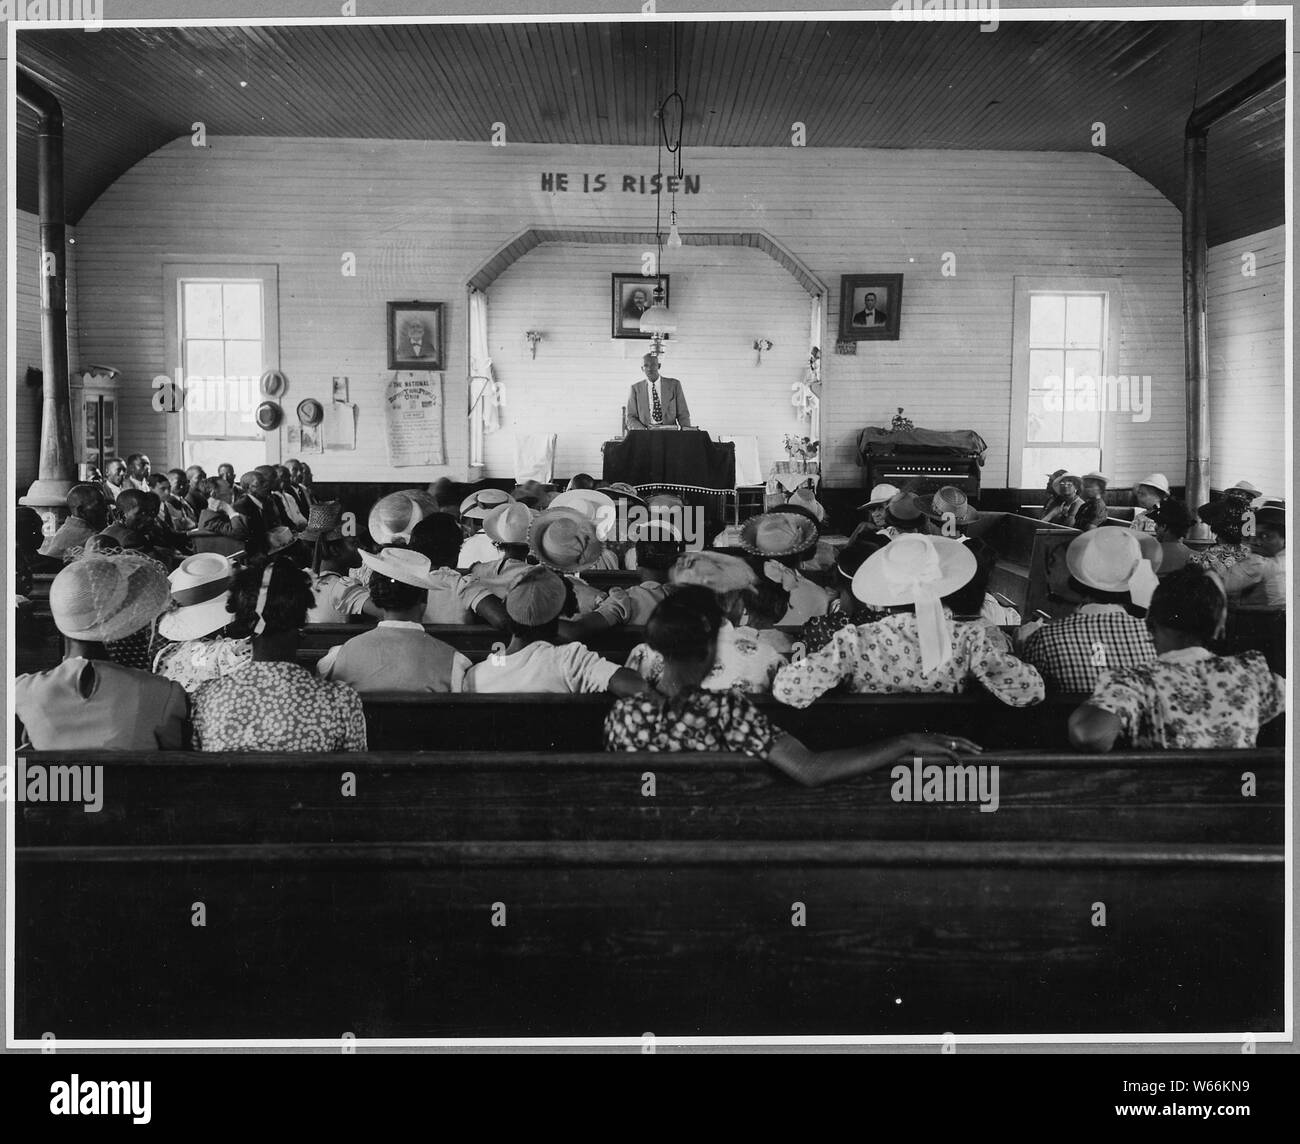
[13,210,49,491]
[1208,225,1286,498]
[68,138,1188,488]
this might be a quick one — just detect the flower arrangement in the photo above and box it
[783,434,819,463]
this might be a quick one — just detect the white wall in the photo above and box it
[70,138,1189,488]
[484,241,813,480]
[1208,224,1286,498]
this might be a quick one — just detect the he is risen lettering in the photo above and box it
[539,173,702,194]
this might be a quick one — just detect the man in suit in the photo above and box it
[626,353,692,430]
[852,292,888,328]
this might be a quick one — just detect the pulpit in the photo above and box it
[601,429,736,492]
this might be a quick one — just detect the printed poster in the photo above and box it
[384,371,445,467]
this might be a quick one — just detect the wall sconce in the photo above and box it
[525,330,543,359]
[752,338,773,366]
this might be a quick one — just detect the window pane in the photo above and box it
[225,340,263,387]
[222,283,262,340]
[184,376,227,438]
[185,437,265,476]
[1022,447,1102,489]
[1065,295,1103,348]
[1029,294,1065,347]
[183,283,223,338]
[184,340,225,385]
[1028,348,1064,390]
[1026,391,1061,443]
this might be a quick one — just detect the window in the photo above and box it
[164,263,279,475]
[1010,277,1120,489]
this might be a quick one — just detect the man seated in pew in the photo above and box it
[152,552,253,693]
[605,587,982,787]
[1149,498,1194,576]
[772,535,1045,709]
[98,488,185,568]
[462,567,647,696]
[316,547,473,694]
[847,483,901,547]
[1220,503,1285,608]
[738,508,834,626]
[37,482,110,563]
[148,471,197,537]
[625,551,788,694]
[1017,529,1156,693]
[1069,567,1285,752]
[1130,472,1172,535]
[192,558,367,751]
[463,501,536,600]
[15,552,189,750]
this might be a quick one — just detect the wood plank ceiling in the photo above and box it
[14,19,1286,245]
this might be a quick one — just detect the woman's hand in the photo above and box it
[890,733,983,761]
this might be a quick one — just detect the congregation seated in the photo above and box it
[462,501,534,599]
[1069,567,1285,751]
[563,517,685,636]
[1148,498,1194,575]
[624,551,787,694]
[191,557,367,751]
[1129,472,1171,535]
[846,482,899,547]
[461,567,646,695]
[457,488,514,566]
[772,534,1045,709]
[198,468,289,556]
[1040,471,1085,528]
[605,586,982,787]
[1017,529,1156,692]
[317,546,473,694]
[15,552,188,749]
[1187,499,1255,578]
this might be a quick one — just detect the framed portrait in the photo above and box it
[387,301,444,370]
[838,274,903,341]
[612,273,669,339]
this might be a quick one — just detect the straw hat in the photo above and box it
[49,552,171,643]
[851,534,976,607]
[930,485,977,524]
[550,489,617,537]
[260,368,288,398]
[358,547,441,589]
[301,501,344,542]
[738,511,820,558]
[296,398,324,427]
[668,551,756,594]
[1226,480,1261,498]
[1065,528,1143,593]
[1136,472,1171,497]
[504,566,569,627]
[483,501,533,546]
[369,491,433,544]
[459,488,514,520]
[857,483,901,511]
[1081,471,1109,488]
[158,552,236,641]
[528,508,604,572]
[1051,473,1082,496]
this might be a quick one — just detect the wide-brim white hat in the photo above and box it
[1137,472,1172,496]
[549,489,618,538]
[528,508,604,572]
[483,501,533,546]
[50,552,171,643]
[359,546,440,589]
[158,552,235,641]
[1065,528,1143,593]
[857,483,901,510]
[459,488,514,520]
[738,512,820,557]
[851,534,976,607]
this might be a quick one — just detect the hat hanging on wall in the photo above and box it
[260,369,288,398]
[296,398,324,426]
[255,401,283,432]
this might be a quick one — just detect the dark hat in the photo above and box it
[296,398,324,426]
[255,401,283,431]
[302,501,344,542]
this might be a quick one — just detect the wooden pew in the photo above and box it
[14,748,1283,1037]
[964,511,1078,615]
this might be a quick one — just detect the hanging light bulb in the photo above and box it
[667,208,683,249]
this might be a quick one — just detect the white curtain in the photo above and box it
[468,288,505,466]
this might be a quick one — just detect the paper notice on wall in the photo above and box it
[384,372,445,467]
[323,401,357,450]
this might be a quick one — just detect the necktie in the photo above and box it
[651,381,663,423]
